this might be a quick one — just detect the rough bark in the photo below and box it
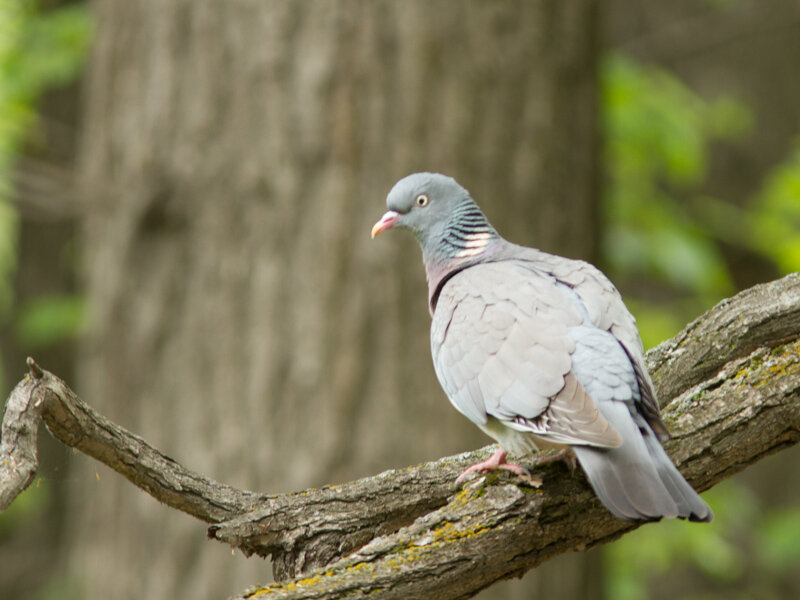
[3,273,798,599]
[72,2,599,598]
[0,361,44,512]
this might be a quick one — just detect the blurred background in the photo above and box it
[0,1,799,599]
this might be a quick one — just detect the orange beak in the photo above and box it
[371,210,400,238]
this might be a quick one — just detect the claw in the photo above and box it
[456,447,541,487]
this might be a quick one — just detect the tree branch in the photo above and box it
[2,274,799,600]
[0,359,45,511]
[36,366,266,522]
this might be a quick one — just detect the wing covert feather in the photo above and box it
[505,246,668,436]
[431,262,620,447]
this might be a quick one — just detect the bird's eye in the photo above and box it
[415,193,429,207]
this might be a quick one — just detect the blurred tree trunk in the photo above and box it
[67,1,599,598]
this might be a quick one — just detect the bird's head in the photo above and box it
[371,173,493,254]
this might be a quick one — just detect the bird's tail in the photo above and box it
[572,429,712,522]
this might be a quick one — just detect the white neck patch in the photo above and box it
[454,232,492,258]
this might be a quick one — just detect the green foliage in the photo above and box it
[35,574,83,600]
[601,53,751,345]
[0,0,90,290]
[0,477,50,535]
[603,53,800,353]
[758,507,800,571]
[602,54,747,288]
[3,3,91,94]
[0,198,16,319]
[0,0,91,194]
[0,0,90,388]
[606,482,749,599]
[602,51,800,599]
[16,293,84,348]
[606,480,800,599]
[0,7,89,569]
[751,139,800,273]
[623,298,690,351]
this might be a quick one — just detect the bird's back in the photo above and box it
[431,254,712,521]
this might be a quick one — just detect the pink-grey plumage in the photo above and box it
[372,172,712,522]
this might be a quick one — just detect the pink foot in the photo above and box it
[456,447,531,484]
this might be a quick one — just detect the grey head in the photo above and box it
[371,173,500,265]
